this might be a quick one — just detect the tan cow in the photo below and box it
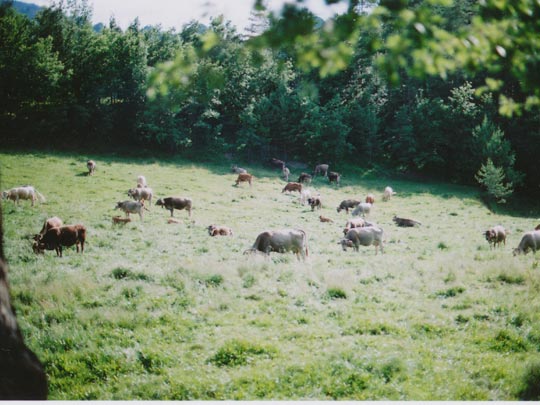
[244,229,308,260]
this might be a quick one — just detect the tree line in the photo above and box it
[1,0,538,200]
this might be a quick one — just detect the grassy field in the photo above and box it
[1,150,540,400]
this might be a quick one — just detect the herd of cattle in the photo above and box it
[2,158,540,259]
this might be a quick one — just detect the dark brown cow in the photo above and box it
[33,217,63,254]
[328,171,340,185]
[393,216,422,227]
[337,199,361,214]
[282,182,302,193]
[156,197,192,217]
[297,172,312,184]
[38,225,86,257]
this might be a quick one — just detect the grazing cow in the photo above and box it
[484,225,507,249]
[314,164,329,177]
[86,160,96,175]
[320,215,333,223]
[282,182,303,194]
[365,194,375,204]
[244,229,308,260]
[297,173,312,184]
[282,166,290,182]
[307,197,322,211]
[128,187,153,206]
[232,165,247,174]
[343,217,367,235]
[137,175,147,188]
[513,230,540,255]
[112,216,131,225]
[38,224,86,257]
[33,217,63,253]
[235,173,253,187]
[2,186,45,206]
[156,197,192,217]
[0,203,48,399]
[337,199,361,214]
[340,226,384,254]
[352,202,372,217]
[328,171,340,185]
[115,200,147,221]
[382,186,396,202]
[393,216,421,227]
[208,225,233,236]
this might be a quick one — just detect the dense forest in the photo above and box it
[1,0,538,200]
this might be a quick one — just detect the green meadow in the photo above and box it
[2,151,540,400]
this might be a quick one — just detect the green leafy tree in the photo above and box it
[475,158,513,203]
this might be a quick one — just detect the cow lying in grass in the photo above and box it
[208,225,233,236]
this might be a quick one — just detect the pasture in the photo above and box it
[2,151,540,400]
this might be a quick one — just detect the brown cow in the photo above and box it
[208,225,233,236]
[112,216,132,225]
[297,172,312,184]
[365,194,375,204]
[307,197,322,211]
[156,197,192,217]
[33,217,63,254]
[328,171,340,185]
[319,215,333,223]
[282,182,302,193]
[38,224,86,257]
[235,173,253,187]
[484,225,507,249]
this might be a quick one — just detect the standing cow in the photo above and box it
[484,225,507,249]
[38,224,86,257]
[156,197,192,217]
[115,200,147,221]
[244,229,308,260]
[86,160,96,175]
[340,226,384,254]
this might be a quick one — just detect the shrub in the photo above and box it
[209,340,276,367]
[326,287,347,300]
[475,158,513,203]
[433,286,465,298]
[204,274,224,287]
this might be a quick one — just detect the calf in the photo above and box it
[282,182,302,193]
[297,173,312,184]
[244,228,308,260]
[483,225,507,248]
[340,226,384,255]
[87,160,96,175]
[235,173,253,187]
[337,199,361,214]
[208,225,233,236]
[307,197,322,211]
[112,216,131,225]
[156,197,192,217]
[115,200,147,221]
[328,171,340,185]
[128,187,153,206]
[320,215,333,223]
[513,230,540,255]
[38,224,86,257]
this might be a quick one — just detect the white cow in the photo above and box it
[340,226,384,254]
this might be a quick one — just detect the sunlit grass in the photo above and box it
[1,150,540,399]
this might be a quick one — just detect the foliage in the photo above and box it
[475,158,514,203]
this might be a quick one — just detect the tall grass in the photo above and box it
[1,151,540,399]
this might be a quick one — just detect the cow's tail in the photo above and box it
[35,189,46,202]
